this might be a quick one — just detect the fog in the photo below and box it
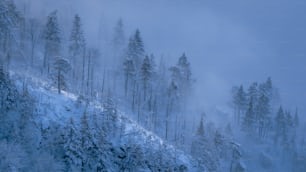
[18,0,306,115]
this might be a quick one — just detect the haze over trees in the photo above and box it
[0,0,305,171]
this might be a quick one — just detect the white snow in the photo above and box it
[11,71,201,171]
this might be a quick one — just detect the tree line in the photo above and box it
[231,78,304,171]
[0,0,195,149]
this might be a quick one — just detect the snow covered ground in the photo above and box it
[11,72,202,171]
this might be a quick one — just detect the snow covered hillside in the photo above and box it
[2,72,201,171]
[2,0,305,171]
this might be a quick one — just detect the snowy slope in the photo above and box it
[11,72,203,171]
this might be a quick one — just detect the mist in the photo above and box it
[18,0,306,116]
[0,0,303,171]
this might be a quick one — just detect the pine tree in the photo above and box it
[255,94,271,138]
[284,111,295,147]
[242,98,255,134]
[0,64,18,112]
[39,122,66,160]
[116,144,144,171]
[170,53,192,95]
[123,29,145,112]
[197,116,205,136]
[63,118,82,171]
[259,77,273,99]
[247,82,258,104]
[141,55,152,101]
[169,66,181,86]
[0,0,20,31]
[149,54,157,75]
[167,54,193,143]
[123,58,135,97]
[103,93,117,130]
[191,117,219,171]
[259,77,280,109]
[177,53,191,83]
[53,58,71,94]
[214,129,226,158]
[69,14,86,83]
[168,66,181,124]
[80,111,104,171]
[0,0,21,54]
[126,29,145,70]
[230,143,245,172]
[80,112,92,171]
[0,64,19,140]
[133,29,144,69]
[147,54,157,112]
[168,53,193,114]
[91,114,109,172]
[286,111,293,129]
[233,85,247,124]
[177,53,192,101]
[165,80,177,140]
[43,11,61,74]
[18,86,35,137]
[275,106,286,144]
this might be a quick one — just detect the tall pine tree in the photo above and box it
[140,55,153,101]
[53,58,71,94]
[43,11,61,74]
[69,14,86,83]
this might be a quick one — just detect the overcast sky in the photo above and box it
[18,0,306,116]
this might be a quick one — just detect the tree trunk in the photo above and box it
[81,49,86,94]
[132,80,136,111]
[87,52,91,96]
